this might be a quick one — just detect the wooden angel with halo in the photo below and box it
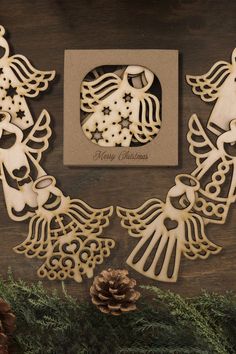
[186,48,236,224]
[0,25,55,131]
[117,174,221,282]
[188,114,236,225]
[186,48,236,136]
[0,25,115,282]
[81,65,161,147]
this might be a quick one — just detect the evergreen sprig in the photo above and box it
[0,275,235,354]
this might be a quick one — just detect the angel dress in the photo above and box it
[14,175,115,282]
[117,174,221,282]
[0,110,51,221]
[81,65,161,147]
[0,25,55,131]
[188,114,236,224]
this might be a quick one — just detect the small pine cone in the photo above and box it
[90,268,140,315]
[0,299,16,354]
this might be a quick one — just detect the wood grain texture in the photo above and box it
[0,0,236,298]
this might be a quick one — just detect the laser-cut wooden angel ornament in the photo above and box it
[117,174,221,282]
[0,110,50,221]
[0,25,115,283]
[81,65,161,147]
[188,114,236,224]
[0,26,55,131]
[186,48,236,135]
[14,175,114,282]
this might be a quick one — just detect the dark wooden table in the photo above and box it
[0,0,236,298]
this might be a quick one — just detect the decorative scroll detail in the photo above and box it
[186,48,236,135]
[117,174,221,283]
[81,65,161,147]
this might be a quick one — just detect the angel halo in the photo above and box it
[0,25,115,283]
[80,65,161,147]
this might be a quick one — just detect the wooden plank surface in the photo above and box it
[0,0,236,298]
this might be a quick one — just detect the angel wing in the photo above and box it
[133,93,161,144]
[81,73,121,113]
[69,199,113,237]
[9,54,55,98]
[116,199,164,237]
[186,60,231,102]
[24,109,51,162]
[183,213,221,260]
[14,215,50,258]
[187,114,216,169]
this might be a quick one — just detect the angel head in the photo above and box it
[217,119,236,158]
[0,26,9,60]
[0,111,30,182]
[186,48,236,135]
[122,65,155,91]
[0,111,23,140]
[166,174,200,212]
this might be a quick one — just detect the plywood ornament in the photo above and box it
[81,65,161,147]
[0,110,50,221]
[188,114,236,224]
[0,25,115,283]
[14,175,114,283]
[186,48,236,135]
[117,174,221,283]
[0,26,55,131]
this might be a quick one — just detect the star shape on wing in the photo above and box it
[6,85,17,98]
[123,93,133,103]
[102,106,111,115]
[119,116,132,130]
[0,68,3,75]
[16,110,25,119]
[91,128,103,143]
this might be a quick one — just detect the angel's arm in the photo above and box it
[117,198,164,237]
[81,73,121,113]
[9,54,55,98]
[183,213,221,260]
[133,93,161,144]
[187,114,217,175]
[186,60,231,102]
[24,109,51,162]
[69,199,113,237]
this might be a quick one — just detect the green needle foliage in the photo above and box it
[0,275,236,354]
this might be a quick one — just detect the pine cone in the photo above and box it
[0,299,16,354]
[90,268,140,315]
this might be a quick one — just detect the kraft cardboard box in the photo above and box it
[64,49,178,166]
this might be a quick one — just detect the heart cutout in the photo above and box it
[63,241,80,255]
[13,165,27,178]
[164,217,178,231]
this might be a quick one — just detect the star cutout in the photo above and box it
[123,93,133,103]
[119,116,132,130]
[0,68,3,75]
[16,110,25,119]
[91,128,103,143]
[6,85,17,98]
[102,106,111,115]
